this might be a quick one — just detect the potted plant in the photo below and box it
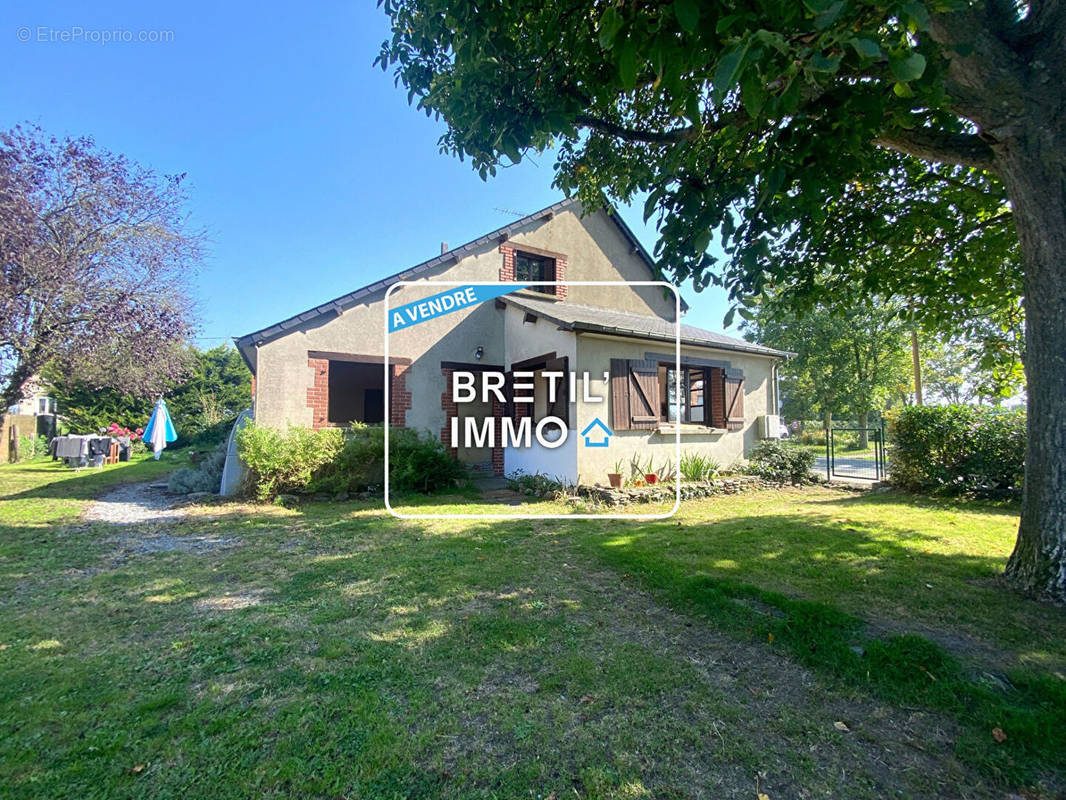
[634,454,657,484]
[607,458,624,489]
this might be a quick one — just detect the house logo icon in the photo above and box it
[580,417,613,448]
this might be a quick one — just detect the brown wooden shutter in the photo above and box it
[709,367,726,428]
[626,359,660,430]
[545,356,570,428]
[610,358,630,431]
[724,375,745,430]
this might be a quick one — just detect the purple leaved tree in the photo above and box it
[0,125,201,411]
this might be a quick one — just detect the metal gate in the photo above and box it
[826,422,886,481]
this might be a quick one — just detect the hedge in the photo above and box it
[235,422,468,501]
[886,405,1025,499]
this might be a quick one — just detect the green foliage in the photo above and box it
[377,0,1022,342]
[794,424,827,447]
[236,423,346,501]
[745,439,816,483]
[507,470,567,498]
[168,345,252,447]
[923,330,1025,405]
[167,447,226,494]
[679,451,719,482]
[236,423,467,501]
[744,298,912,422]
[887,405,1025,498]
[45,371,145,433]
[388,428,469,494]
[306,424,386,496]
[15,434,49,462]
[47,344,251,445]
[628,453,653,480]
[655,458,677,482]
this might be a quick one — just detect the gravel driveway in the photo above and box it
[83,480,189,525]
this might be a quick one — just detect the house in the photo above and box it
[2,376,57,461]
[234,198,789,484]
[6,376,56,419]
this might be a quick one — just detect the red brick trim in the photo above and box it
[500,243,567,300]
[499,243,516,282]
[390,363,410,428]
[491,397,506,476]
[552,255,568,300]
[307,357,329,429]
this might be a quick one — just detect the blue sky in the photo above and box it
[0,1,735,347]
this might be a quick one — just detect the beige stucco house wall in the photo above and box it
[236,198,787,483]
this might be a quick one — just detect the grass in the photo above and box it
[0,457,1063,798]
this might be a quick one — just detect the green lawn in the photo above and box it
[1,458,1063,798]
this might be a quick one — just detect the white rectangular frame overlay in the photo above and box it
[384,280,682,520]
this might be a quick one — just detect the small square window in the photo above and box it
[514,252,554,294]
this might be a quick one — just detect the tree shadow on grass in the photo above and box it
[3,498,1065,797]
[0,456,186,503]
[589,507,1063,668]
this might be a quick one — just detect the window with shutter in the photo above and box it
[709,367,727,428]
[724,375,745,430]
[610,359,630,430]
[609,359,659,430]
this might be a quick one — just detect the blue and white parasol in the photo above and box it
[142,398,178,460]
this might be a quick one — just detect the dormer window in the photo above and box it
[499,242,568,300]
[514,252,555,293]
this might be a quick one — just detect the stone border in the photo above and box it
[576,475,818,507]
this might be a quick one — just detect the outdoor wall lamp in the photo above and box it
[475,346,484,360]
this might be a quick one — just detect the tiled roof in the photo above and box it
[234,197,675,351]
[501,294,790,358]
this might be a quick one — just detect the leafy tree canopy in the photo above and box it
[378,0,1024,330]
[745,298,911,423]
[378,0,1066,600]
[0,125,201,409]
[47,345,251,446]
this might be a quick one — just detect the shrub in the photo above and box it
[388,428,468,493]
[168,446,226,494]
[15,434,50,462]
[679,450,719,482]
[507,470,567,498]
[886,405,1025,498]
[235,422,467,501]
[745,440,816,483]
[236,423,345,501]
[795,425,827,447]
[307,424,386,496]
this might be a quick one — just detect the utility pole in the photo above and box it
[911,329,923,406]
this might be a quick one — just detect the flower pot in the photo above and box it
[645,473,659,484]
[607,473,623,488]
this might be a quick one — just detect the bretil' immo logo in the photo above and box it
[384,281,683,521]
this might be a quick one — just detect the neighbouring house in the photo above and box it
[6,376,57,420]
[2,376,57,461]
[234,198,789,483]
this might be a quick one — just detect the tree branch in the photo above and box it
[873,129,997,172]
[573,114,698,144]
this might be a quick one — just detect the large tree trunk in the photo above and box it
[1001,123,1066,602]
[857,410,870,449]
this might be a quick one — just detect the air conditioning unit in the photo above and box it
[758,414,781,439]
